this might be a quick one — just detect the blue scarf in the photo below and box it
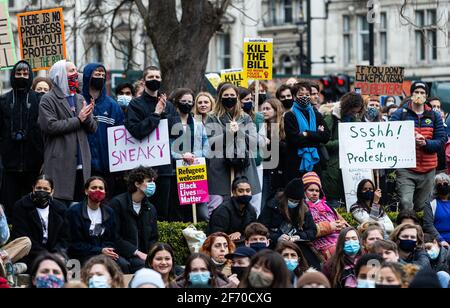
[292,102,319,172]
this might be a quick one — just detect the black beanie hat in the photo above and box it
[410,81,429,96]
[409,268,442,289]
[284,179,304,201]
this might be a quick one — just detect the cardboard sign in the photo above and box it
[17,8,67,71]
[243,38,273,80]
[342,168,374,212]
[176,158,209,205]
[220,68,248,88]
[107,120,171,172]
[339,121,416,170]
[354,66,405,96]
[0,0,16,70]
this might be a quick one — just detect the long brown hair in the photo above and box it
[262,98,286,140]
[145,242,176,285]
[81,255,124,288]
[277,191,308,230]
[275,240,309,277]
[213,83,243,120]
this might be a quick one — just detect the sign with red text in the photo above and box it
[243,38,273,80]
[354,66,405,96]
[107,120,170,172]
[176,158,209,205]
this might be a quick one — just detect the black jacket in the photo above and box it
[430,247,450,273]
[284,108,330,181]
[11,194,68,262]
[402,249,432,270]
[67,201,118,261]
[258,197,317,245]
[124,91,178,176]
[0,60,43,172]
[207,198,257,236]
[109,192,158,258]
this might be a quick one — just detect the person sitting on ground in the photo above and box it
[243,222,271,252]
[361,224,385,253]
[225,246,256,283]
[29,253,68,289]
[129,268,165,288]
[396,209,421,226]
[81,255,125,288]
[355,253,384,288]
[369,239,403,264]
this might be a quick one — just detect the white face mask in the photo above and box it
[117,95,132,107]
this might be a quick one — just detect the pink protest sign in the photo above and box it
[176,158,209,205]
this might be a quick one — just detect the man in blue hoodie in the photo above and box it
[82,64,124,195]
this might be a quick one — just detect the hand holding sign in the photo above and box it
[415,133,426,147]
[374,189,382,204]
[182,152,196,165]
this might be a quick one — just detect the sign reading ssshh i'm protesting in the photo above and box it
[339,121,416,170]
[176,158,209,205]
[17,8,67,71]
[243,38,273,80]
[354,66,405,96]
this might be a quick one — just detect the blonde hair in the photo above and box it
[194,92,216,117]
[213,83,243,119]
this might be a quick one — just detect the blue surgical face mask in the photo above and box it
[285,259,299,272]
[250,242,268,252]
[357,279,376,289]
[117,95,132,107]
[88,275,111,288]
[144,182,156,198]
[189,271,210,287]
[344,240,360,256]
[427,247,440,260]
[288,200,299,209]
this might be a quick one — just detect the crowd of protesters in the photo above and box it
[0,59,449,288]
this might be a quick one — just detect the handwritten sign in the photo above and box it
[339,121,416,170]
[342,168,374,212]
[17,8,67,71]
[354,66,405,96]
[0,0,16,70]
[107,120,171,172]
[243,38,273,80]
[176,158,209,205]
[221,68,248,88]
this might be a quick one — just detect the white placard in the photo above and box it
[342,168,374,212]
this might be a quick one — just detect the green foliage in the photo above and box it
[157,221,207,265]
[336,208,424,229]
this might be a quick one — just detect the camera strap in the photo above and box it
[10,91,30,135]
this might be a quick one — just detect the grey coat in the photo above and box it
[206,113,261,196]
[38,86,97,200]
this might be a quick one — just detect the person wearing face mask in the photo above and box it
[109,166,159,274]
[390,223,431,270]
[375,262,409,289]
[276,84,295,113]
[355,253,384,288]
[350,179,394,234]
[275,240,308,286]
[239,250,292,288]
[225,246,256,283]
[168,88,209,222]
[302,172,348,261]
[424,173,450,249]
[39,60,98,205]
[0,60,44,217]
[207,176,257,241]
[67,177,128,272]
[81,255,125,288]
[390,82,447,212]
[244,223,271,252]
[284,81,330,183]
[249,81,269,107]
[424,233,450,285]
[363,96,383,123]
[11,175,68,268]
[82,64,124,198]
[115,82,135,112]
[322,92,364,208]
[322,227,362,288]
[29,253,68,289]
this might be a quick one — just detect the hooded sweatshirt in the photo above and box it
[82,63,124,173]
[0,60,43,172]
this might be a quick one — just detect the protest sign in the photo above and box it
[221,68,248,88]
[17,8,67,71]
[176,158,209,206]
[205,73,221,90]
[354,66,405,96]
[243,38,273,80]
[339,121,416,170]
[107,120,171,172]
[342,168,374,212]
[0,0,16,70]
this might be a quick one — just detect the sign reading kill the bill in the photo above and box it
[17,8,67,71]
[243,38,273,80]
[354,66,405,96]
[0,0,16,70]
[221,68,248,88]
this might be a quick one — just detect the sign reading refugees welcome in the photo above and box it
[339,121,416,170]
[243,38,273,80]
[17,8,67,71]
[176,158,209,205]
[354,66,405,96]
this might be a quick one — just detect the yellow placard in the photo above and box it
[220,68,248,88]
[176,164,207,183]
[205,73,221,90]
[243,38,273,80]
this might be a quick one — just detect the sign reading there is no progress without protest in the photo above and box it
[17,8,67,71]
[339,121,416,170]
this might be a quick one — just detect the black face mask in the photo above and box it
[14,77,29,90]
[235,195,252,205]
[231,266,247,280]
[90,77,105,91]
[32,191,51,209]
[178,103,193,115]
[222,97,238,109]
[258,94,267,105]
[281,98,294,109]
[437,183,450,196]
[146,80,161,92]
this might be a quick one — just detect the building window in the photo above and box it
[89,42,103,63]
[380,12,387,64]
[343,15,352,65]
[415,9,437,62]
[358,15,370,62]
[8,0,14,7]
[283,0,293,24]
[281,55,293,75]
[217,33,231,70]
